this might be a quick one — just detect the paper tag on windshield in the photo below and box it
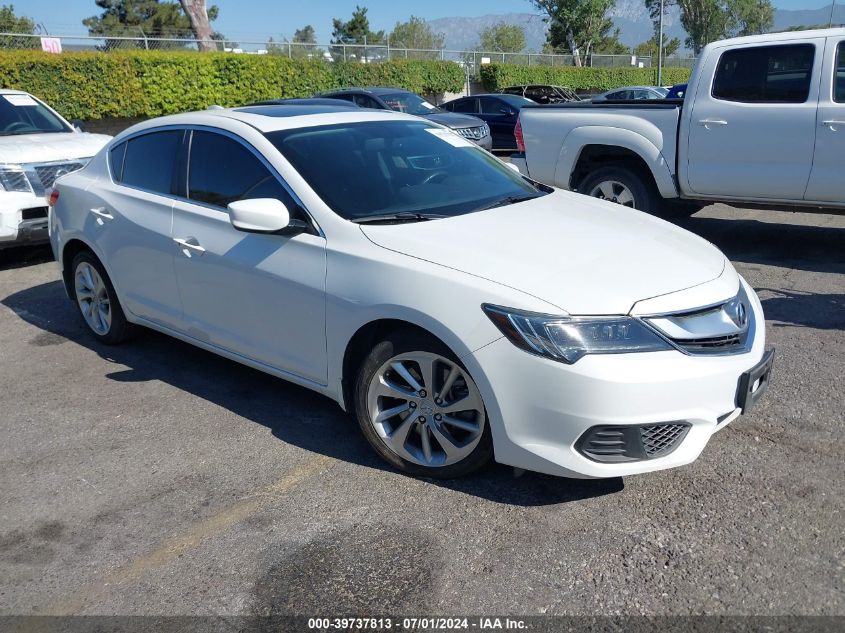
[425,127,474,148]
[4,94,38,107]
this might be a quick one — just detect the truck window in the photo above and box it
[835,42,845,103]
[712,44,815,103]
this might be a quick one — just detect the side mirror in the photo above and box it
[505,162,521,174]
[227,198,306,235]
[71,118,86,132]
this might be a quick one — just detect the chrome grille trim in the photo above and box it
[454,125,488,141]
[23,158,90,196]
[641,285,754,356]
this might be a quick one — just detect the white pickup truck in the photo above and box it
[0,89,110,249]
[512,29,845,213]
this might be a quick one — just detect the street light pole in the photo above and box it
[657,0,664,86]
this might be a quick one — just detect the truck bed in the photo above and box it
[517,100,684,193]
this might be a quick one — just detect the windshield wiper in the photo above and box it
[351,212,444,225]
[475,194,540,212]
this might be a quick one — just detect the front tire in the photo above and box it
[353,332,493,478]
[579,165,660,213]
[71,250,133,344]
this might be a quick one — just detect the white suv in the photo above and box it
[0,89,110,249]
[49,105,773,479]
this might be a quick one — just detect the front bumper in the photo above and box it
[0,192,50,249]
[465,281,770,479]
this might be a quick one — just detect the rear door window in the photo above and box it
[120,130,183,195]
[835,42,845,102]
[712,43,815,103]
[450,98,477,113]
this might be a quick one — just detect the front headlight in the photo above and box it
[483,304,673,364]
[0,164,33,193]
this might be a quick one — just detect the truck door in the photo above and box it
[804,37,845,204]
[685,40,823,201]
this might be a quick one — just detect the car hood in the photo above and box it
[360,190,727,315]
[0,132,112,164]
[422,112,485,129]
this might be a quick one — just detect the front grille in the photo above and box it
[576,422,691,463]
[455,125,487,141]
[21,207,48,220]
[640,423,689,458]
[671,333,743,353]
[644,287,753,356]
[33,161,86,190]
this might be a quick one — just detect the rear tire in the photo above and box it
[579,165,660,214]
[353,331,493,479]
[71,250,133,345]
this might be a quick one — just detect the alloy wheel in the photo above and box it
[74,262,112,335]
[366,351,486,468]
[589,180,636,207]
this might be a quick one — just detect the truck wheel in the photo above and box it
[579,165,659,214]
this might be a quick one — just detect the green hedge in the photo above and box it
[0,50,465,120]
[479,64,691,92]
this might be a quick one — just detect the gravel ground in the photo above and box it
[0,204,842,619]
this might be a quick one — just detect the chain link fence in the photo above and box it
[0,32,696,70]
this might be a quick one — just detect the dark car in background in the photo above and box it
[441,93,534,151]
[318,87,492,150]
[500,85,581,104]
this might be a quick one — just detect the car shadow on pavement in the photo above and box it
[663,213,845,275]
[0,245,53,271]
[758,288,845,330]
[2,280,623,507]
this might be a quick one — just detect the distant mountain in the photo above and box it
[427,2,844,54]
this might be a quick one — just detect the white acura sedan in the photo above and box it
[49,105,774,479]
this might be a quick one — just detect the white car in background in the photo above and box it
[49,105,773,479]
[0,89,110,249]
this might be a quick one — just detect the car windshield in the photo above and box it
[0,94,71,135]
[266,120,546,221]
[378,92,442,115]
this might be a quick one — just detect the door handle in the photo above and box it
[822,120,845,130]
[173,237,206,256]
[89,207,114,223]
[698,118,728,128]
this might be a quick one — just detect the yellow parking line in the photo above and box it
[44,454,336,615]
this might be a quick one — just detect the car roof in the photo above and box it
[249,98,360,107]
[708,26,845,49]
[0,89,30,95]
[324,87,408,96]
[111,106,419,138]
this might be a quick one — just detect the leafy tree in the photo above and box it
[331,6,384,44]
[729,0,774,36]
[594,27,630,54]
[634,34,681,58]
[279,24,324,59]
[330,5,384,60]
[0,4,37,48]
[83,0,220,50]
[645,0,773,56]
[478,22,527,53]
[388,16,444,51]
[530,0,616,67]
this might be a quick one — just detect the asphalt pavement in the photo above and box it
[0,204,842,619]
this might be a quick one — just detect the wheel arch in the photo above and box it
[557,127,678,200]
[339,318,457,412]
[60,237,97,298]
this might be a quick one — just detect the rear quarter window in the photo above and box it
[712,43,815,103]
[109,142,126,182]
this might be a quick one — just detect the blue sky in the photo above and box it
[22,0,836,43]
